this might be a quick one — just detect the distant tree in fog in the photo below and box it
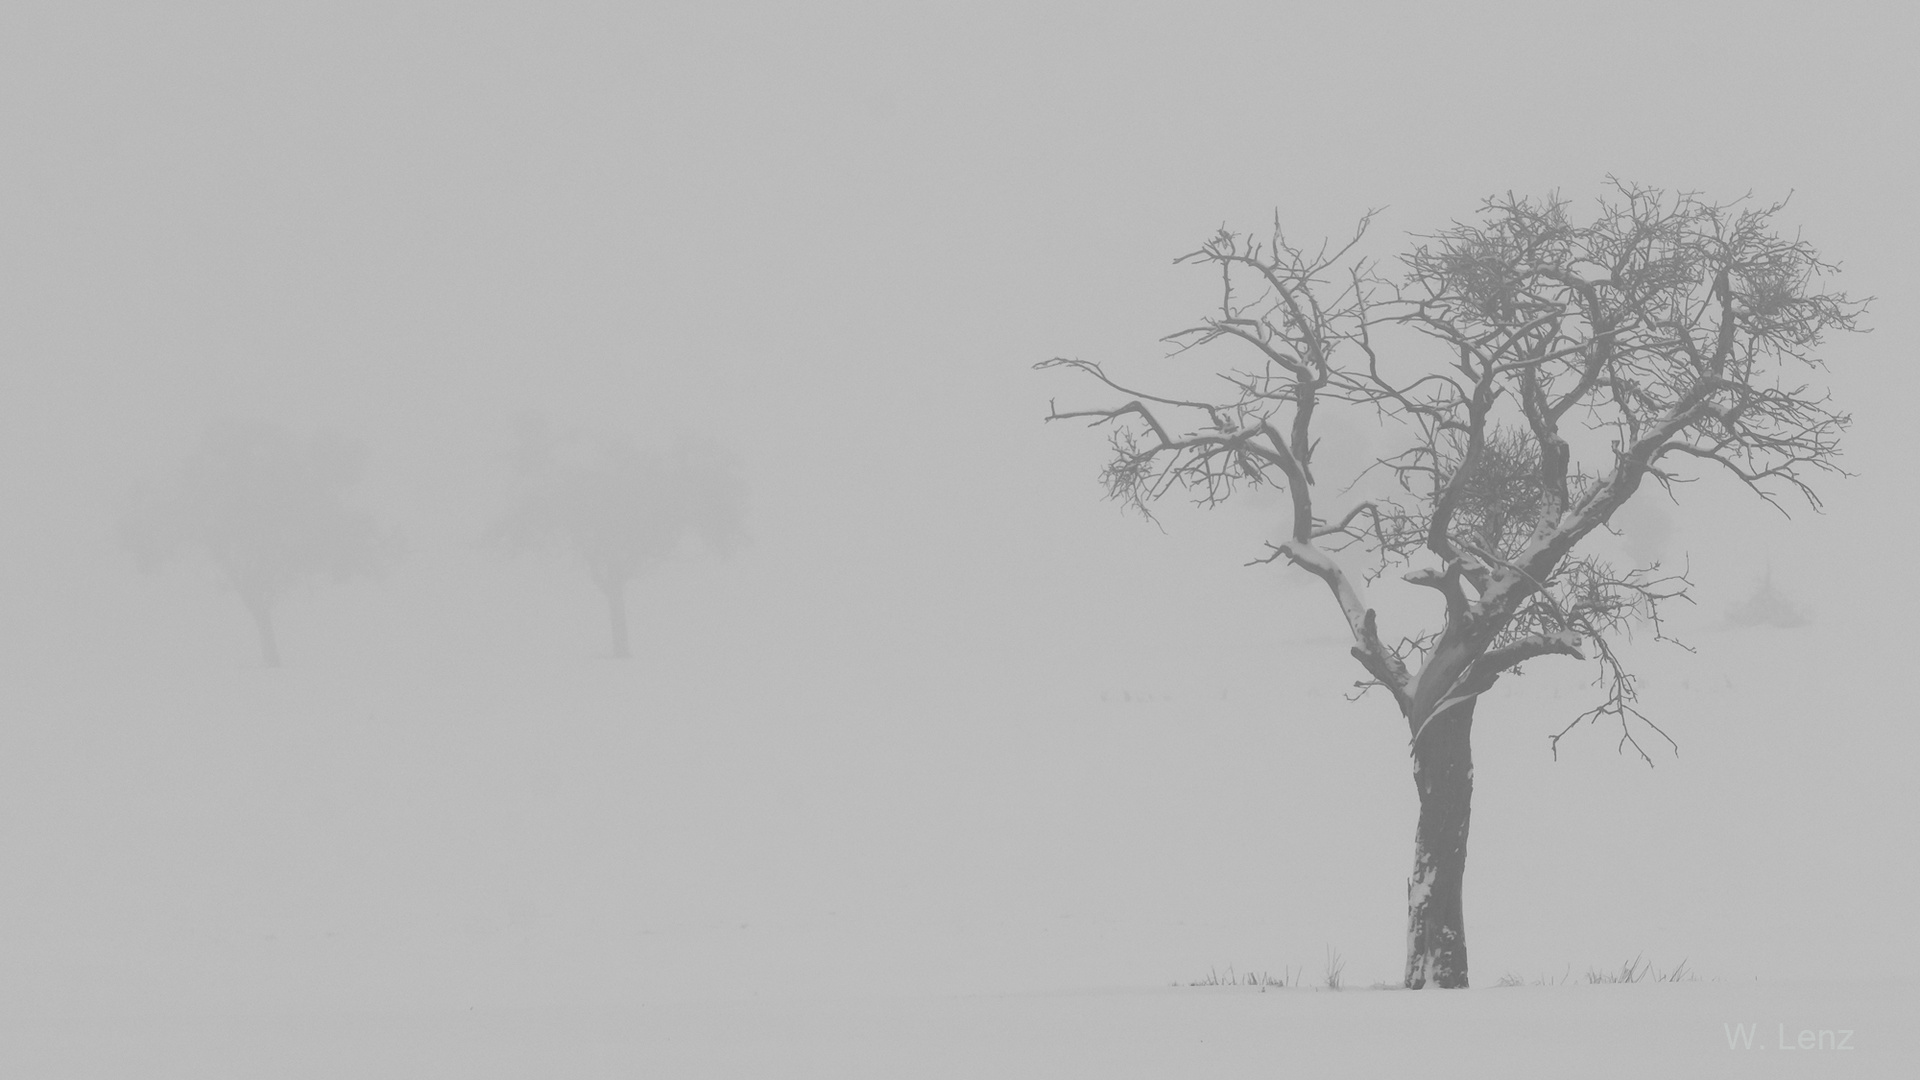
[119,419,400,667]
[1725,564,1809,628]
[1039,182,1864,988]
[485,416,745,658]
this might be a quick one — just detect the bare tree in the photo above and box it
[486,416,745,659]
[1038,181,1865,988]
[119,419,399,667]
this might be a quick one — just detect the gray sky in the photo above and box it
[0,1,1914,1013]
[4,1,1913,663]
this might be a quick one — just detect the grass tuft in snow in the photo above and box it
[1585,954,1698,984]
[1494,964,1573,987]
[1184,964,1296,989]
[1322,946,1345,992]
[1179,947,1383,993]
[1497,957,1700,986]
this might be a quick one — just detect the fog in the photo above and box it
[0,0,1914,1040]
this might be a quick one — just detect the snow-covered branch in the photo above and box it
[1042,182,1860,758]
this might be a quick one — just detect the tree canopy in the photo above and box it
[1042,181,1864,760]
[486,416,746,657]
[120,418,399,665]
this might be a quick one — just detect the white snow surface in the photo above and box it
[4,983,1910,1077]
[0,619,1911,1074]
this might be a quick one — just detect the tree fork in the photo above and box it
[1406,698,1474,989]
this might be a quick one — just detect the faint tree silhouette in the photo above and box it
[485,415,745,658]
[1039,182,1865,988]
[119,419,400,667]
[1724,563,1809,628]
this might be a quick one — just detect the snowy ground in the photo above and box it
[0,596,1912,1076]
[5,982,1912,1078]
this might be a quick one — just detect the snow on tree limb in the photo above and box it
[1039,181,1863,760]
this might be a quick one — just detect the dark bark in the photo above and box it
[603,578,631,659]
[242,589,282,668]
[1405,697,1474,988]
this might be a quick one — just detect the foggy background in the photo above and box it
[0,1,1913,1019]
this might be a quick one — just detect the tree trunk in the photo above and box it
[1405,697,1475,988]
[603,578,631,659]
[242,589,281,668]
